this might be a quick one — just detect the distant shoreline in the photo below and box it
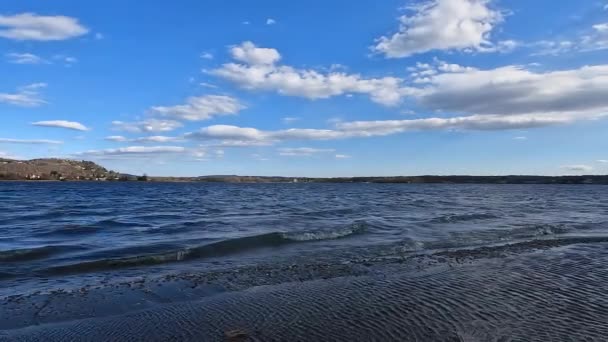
[2,175,608,185]
[2,158,607,184]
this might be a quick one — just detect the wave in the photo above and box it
[0,245,84,262]
[282,222,366,241]
[429,213,500,223]
[41,224,366,275]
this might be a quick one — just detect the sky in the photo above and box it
[1,0,608,177]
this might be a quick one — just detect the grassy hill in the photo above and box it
[0,158,122,181]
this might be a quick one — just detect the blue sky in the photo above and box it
[1,0,608,177]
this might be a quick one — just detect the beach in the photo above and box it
[2,237,608,341]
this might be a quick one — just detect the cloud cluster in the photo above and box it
[0,13,88,41]
[210,41,409,106]
[373,0,504,57]
[32,120,89,131]
[196,61,608,147]
[532,22,608,55]
[0,83,47,107]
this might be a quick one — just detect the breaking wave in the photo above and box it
[41,223,366,275]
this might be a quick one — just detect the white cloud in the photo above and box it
[513,136,527,140]
[194,62,608,146]
[335,114,574,135]
[597,159,608,163]
[0,13,88,41]
[413,64,608,120]
[278,147,335,156]
[210,41,409,106]
[230,41,281,65]
[335,154,351,159]
[0,138,62,144]
[266,18,276,25]
[0,83,47,107]
[6,52,48,64]
[200,52,214,60]
[242,21,250,25]
[373,0,504,58]
[561,165,593,172]
[105,135,128,142]
[112,119,183,133]
[150,95,245,121]
[32,120,89,131]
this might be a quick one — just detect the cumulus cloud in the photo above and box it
[414,64,608,119]
[112,119,183,133]
[0,83,47,107]
[6,52,48,64]
[0,138,62,144]
[278,147,335,156]
[561,165,593,172]
[194,62,608,146]
[373,0,504,58]
[230,41,281,65]
[209,41,410,106]
[266,18,276,25]
[0,13,88,41]
[32,120,89,131]
[150,95,245,121]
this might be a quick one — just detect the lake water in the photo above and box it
[1,182,607,298]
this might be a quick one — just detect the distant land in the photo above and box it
[1,158,607,184]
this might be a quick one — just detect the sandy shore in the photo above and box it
[2,239,608,341]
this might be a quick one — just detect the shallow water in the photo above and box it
[1,182,607,296]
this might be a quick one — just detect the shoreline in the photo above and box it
[2,241,607,341]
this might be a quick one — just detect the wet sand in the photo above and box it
[2,239,608,341]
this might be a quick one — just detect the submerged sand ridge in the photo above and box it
[2,240,608,341]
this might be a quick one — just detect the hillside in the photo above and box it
[0,158,122,181]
